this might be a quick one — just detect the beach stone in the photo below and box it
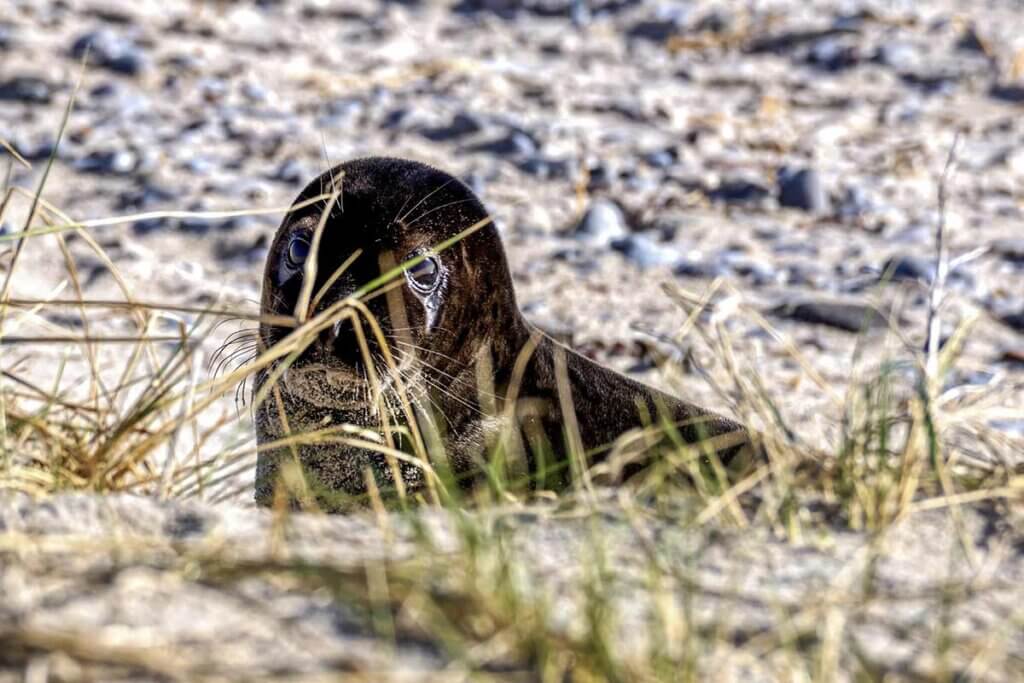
[992,238,1024,263]
[271,158,309,185]
[1002,310,1024,333]
[873,42,919,70]
[466,130,538,158]
[420,112,484,142]
[708,178,772,206]
[674,258,727,279]
[881,254,936,284]
[610,234,679,269]
[0,76,55,104]
[777,167,829,212]
[70,30,146,76]
[518,156,571,179]
[74,149,138,176]
[990,84,1024,104]
[770,299,889,333]
[806,37,861,71]
[575,198,628,245]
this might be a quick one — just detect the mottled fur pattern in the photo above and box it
[254,157,750,509]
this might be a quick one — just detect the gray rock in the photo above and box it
[992,238,1024,263]
[881,254,936,284]
[574,198,628,245]
[420,112,484,141]
[770,299,890,333]
[1002,310,1024,333]
[74,149,138,176]
[466,130,538,158]
[610,234,679,269]
[70,30,146,76]
[0,76,55,104]
[708,178,772,207]
[991,84,1024,104]
[777,167,829,213]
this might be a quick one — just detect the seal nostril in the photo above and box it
[321,316,363,365]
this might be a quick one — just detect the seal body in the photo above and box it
[254,157,748,508]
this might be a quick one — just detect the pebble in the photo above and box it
[777,167,828,213]
[610,234,679,269]
[990,84,1024,105]
[575,198,628,245]
[0,77,55,104]
[992,239,1024,263]
[770,299,890,333]
[707,178,772,207]
[116,183,180,210]
[466,130,538,158]
[420,112,484,142]
[517,156,571,179]
[132,216,172,236]
[872,42,919,70]
[643,149,676,169]
[70,30,146,76]
[955,25,988,53]
[74,149,138,176]
[271,159,309,185]
[806,37,861,71]
[1001,310,1024,333]
[674,258,727,279]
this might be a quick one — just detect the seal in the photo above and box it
[253,157,751,508]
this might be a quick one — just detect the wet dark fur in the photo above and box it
[254,157,750,508]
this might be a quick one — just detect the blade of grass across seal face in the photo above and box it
[296,172,344,323]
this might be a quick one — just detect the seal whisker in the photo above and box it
[395,178,456,226]
[405,198,480,230]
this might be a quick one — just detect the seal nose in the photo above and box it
[318,316,362,365]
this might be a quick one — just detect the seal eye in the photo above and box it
[286,236,311,268]
[406,255,440,292]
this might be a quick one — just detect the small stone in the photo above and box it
[1001,310,1024,333]
[132,216,171,236]
[900,71,959,95]
[70,30,146,76]
[271,159,308,185]
[420,112,484,142]
[643,149,676,169]
[806,37,861,71]
[628,20,680,42]
[674,258,726,279]
[116,183,180,211]
[610,234,679,269]
[575,199,628,245]
[708,178,772,206]
[466,130,538,158]
[777,167,828,213]
[956,25,989,54]
[0,76,54,104]
[770,299,890,333]
[75,149,138,176]
[873,42,919,70]
[990,84,1024,105]
[992,239,1024,263]
[517,156,570,179]
[880,255,935,284]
